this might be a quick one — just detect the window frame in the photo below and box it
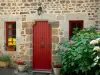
[6,22,16,51]
[69,20,84,39]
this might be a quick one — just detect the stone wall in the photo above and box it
[0,0,99,67]
[0,0,98,21]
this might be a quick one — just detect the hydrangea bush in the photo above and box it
[90,38,100,69]
[57,27,100,75]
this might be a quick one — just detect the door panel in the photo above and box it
[33,21,52,71]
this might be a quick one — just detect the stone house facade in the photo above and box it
[0,0,99,72]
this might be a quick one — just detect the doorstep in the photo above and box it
[33,70,53,75]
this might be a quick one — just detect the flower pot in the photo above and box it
[53,68,61,75]
[0,61,8,68]
[18,65,26,72]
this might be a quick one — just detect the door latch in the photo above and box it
[41,42,44,48]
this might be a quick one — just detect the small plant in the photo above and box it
[17,61,26,65]
[53,64,62,68]
[0,55,11,63]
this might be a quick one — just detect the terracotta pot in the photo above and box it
[53,68,61,75]
[18,65,26,72]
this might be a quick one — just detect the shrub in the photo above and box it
[57,27,100,75]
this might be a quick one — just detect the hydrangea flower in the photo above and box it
[90,40,98,45]
[93,46,100,52]
[68,40,74,45]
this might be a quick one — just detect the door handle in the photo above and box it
[41,42,44,48]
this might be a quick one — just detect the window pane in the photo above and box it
[12,30,16,35]
[8,36,13,38]
[8,30,12,35]
[12,24,16,29]
[71,23,76,28]
[77,23,82,29]
[8,24,12,28]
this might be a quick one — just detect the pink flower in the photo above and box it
[64,47,68,51]
[69,40,74,45]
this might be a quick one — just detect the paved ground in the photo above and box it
[0,67,15,75]
[0,67,33,75]
[0,67,54,75]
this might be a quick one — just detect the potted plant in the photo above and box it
[53,64,62,75]
[17,61,26,72]
[0,54,11,68]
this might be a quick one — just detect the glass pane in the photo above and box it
[8,36,13,38]
[8,38,13,42]
[13,41,16,45]
[12,24,16,29]
[77,23,82,29]
[12,30,16,35]
[71,23,76,28]
[8,41,13,46]
[8,30,12,35]
[8,24,12,28]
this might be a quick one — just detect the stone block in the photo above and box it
[55,11,61,13]
[24,3,30,6]
[28,0,33,2]
[52,50,57,55]
[31,11,36,13]
[60,0,65,4]
[52,36,59,43]
[77,1,84,3]
[20,12,29,14]
[22,17,26,21]
[52,44,56,50]
[26,28,32,34]
[49,22,59,28]
[1,3,6,6]
[66,1,70,3]
[31,3,37,6]
[52,55,61,62]
[22,22,28,28]
[22,55,30,60]
[52,29,58,35]
[22,0,26,2]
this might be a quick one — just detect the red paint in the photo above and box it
[33,21,52,71]
[69,20,84,38]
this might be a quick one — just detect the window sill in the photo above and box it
[6,47,16,51]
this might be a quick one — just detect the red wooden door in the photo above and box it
[69,20,84,38]
[33,21,52,71]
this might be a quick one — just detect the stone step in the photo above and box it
[33,73,54,75]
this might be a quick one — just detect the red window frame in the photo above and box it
[69,20,84,38]
[6,22,16,51]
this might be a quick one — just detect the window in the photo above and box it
[69,20,84,39]
[6,22,16,51]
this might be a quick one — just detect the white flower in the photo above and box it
[90,40,98,45]
[94,56,99,63]
[93,46,100,52]
[93,63,97,66]
[93,46,100,50]
[96,38,100,41]
[95,56,100,60]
